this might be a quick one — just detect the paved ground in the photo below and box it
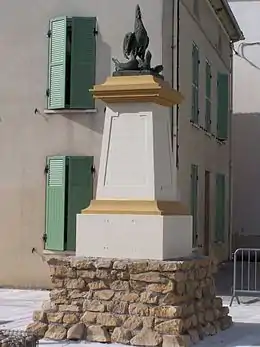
[1,287,260,347]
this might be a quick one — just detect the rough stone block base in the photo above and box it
[26,256,232,346]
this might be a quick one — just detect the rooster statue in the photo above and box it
[112,4,163,77]
[134,4,149,62]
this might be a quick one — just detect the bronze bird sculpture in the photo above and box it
[112,4,163,78]
[134,4,149,62]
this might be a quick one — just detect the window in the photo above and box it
[193,0,199,19]
[217,73,229,140]
[205,60,212,132]
[45,156,94,251]
[215,173,226,242]
[190,164,199,247]
[217,29,222,54]
[191,43,200,123]
[47,17,97,110]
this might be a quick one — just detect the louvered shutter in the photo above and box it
[45,156,66,250]
[47,17,67,109]
[66,156,94,251]
[70,17,96,109]
[215,173,226,242]
[205,61,211,132]
[190,164,199,246]
[191,44,199,123]
[217,73,229,140]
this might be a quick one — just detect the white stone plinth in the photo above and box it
[96,103,178,201]
[76,213,193,260]
[75,76,192,260]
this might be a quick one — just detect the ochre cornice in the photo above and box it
[90,75,184,107]
[82,200,189,216]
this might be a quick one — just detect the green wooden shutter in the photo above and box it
[217,73,229,140]
[48,17,67,109]
[66,156,94,251]
[205,61,211,132]
[215,173,226,242]
[45,156,67,251]
[206,62,211,97]
[70,17,96,109]
[193,0,199,18]
[190,164,198,246]
[192,43,199,123]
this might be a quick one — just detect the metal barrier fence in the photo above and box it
[230,248,260,306]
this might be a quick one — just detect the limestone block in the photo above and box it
[54,266,76,278]
[129,303,150,316]
[83,300,105,312]
[94,289,115,301]
[220,316,233,330]
[33,310,47,323]
[96,313,122,327]
[41,300,57,312]
[151,305,184,319]
[110,280,130,291]
[95,258,113,269]
[106,300,129,314]
[45,325,67,340]
[47,312,64,323]
[188,329,200,344]
[59,305,81,313]
[130,272,167,284]
[77,270,96,279]
[81,311,97,324]
[111,327,132,344]
[73,259,95,270]
[121,292,140,302]
[161,293,187,305]
[87,325,111,343]
[147,282,174,294]
[50,277,64,288]
[26,322,48,338]
[154,319,184,334]
[162,334,191,347]
[128,261,149,274]
[130,328,162,347]
[88,280,108,290]
[140,292,159,304]
[65,278,86,289]
[63,313,80,325]
[67,323,86,340]
[124,316,143,330]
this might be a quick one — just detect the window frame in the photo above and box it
[205,59,212,132]
[191,42,200,124]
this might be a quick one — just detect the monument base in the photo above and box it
[26,256,232,346]
[76,202,193,259]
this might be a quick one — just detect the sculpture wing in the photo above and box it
[123,32,134,60]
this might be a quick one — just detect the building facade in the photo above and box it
[227,1,260,250]
[232,112,260,250]
[0,0,242,288]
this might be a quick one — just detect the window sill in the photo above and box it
[214,241,224,245]
[43,250,76,257]
[216,138,227,145]
[190,121,227,144]
[190,121,200,130]
[190,121,209,134]
[44,109,97,115]
[204,131,212,138]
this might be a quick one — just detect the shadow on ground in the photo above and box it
[214,261,234,296]
[196,322,260,347]
[214,260,260,298]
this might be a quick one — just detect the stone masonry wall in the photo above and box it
[27,257,232,347]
